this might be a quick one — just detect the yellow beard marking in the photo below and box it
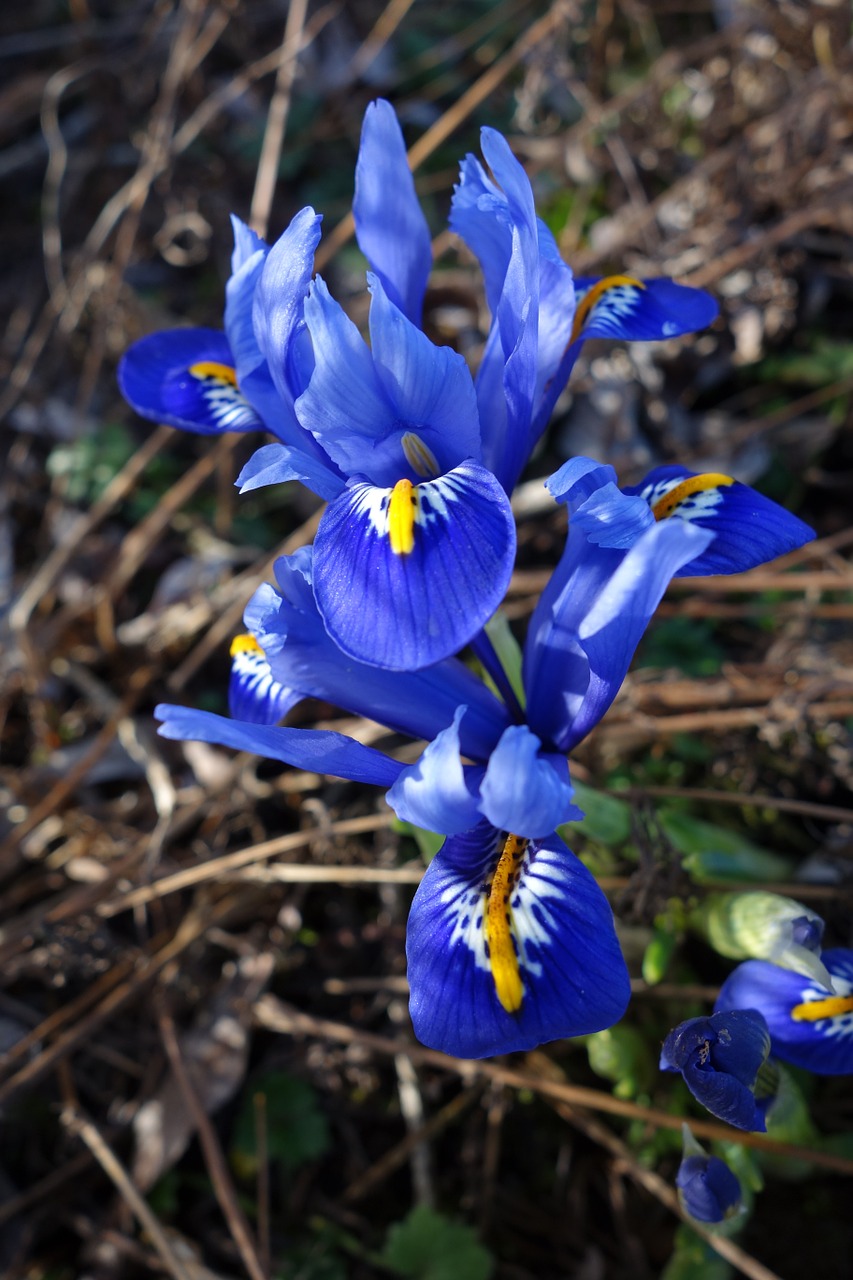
[230,634,263,658]
[569,275,645,345]
[189,361,238,386]
[791,994,853,1023]
[486,834,527,1013]
[388,478,417,556]
[401,431,439,479]
[651,473,734,521]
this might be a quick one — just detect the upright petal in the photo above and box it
[367,276,481,474]
[407,823,630,1058]
[224,216,302,444]
[353,99,432,326]
[118,328,263,434]
[312,460,516,671]
[523,480,712,752]
[715,951,853,1075]
[246,548,510,760]
[156,704,404,788]
[623,464,815,575]
[252,207,322,411]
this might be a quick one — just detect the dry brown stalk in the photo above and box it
[253,997,853,1179]
[159,1006,268,1280]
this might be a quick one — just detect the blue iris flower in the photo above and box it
[676,1132,743,1225]
[660,1009,773,1131]
[155,459,811,1056]
[715,948,853,1076]
[119,100,719,672]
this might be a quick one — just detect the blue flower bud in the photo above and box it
[677,1151,743,1224]
[660,1009,772,1131]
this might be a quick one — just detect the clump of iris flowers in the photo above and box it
[119,100,720,672]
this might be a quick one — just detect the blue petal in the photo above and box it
[312,460,516,670]
[451,131,575,491]
[523,488,712,752]
[245,550,510,761]
[118,329,263,434]
[386,708,483,835]
[715,951,853,1076]
[538,277,719,424]
[623,465,816,575]
[236,442,344,502]
[295,277,398,478]
[252,206,322,410]
[660,1010,771,1131]
[224,216,302,444]
[479,726,580,838]
[156,704,403,787]
[449,150,513,317]
[353,99,432,326]
[572,275,719,344]
[228,635,301,724]
[406,823,630,1057]
[677,1154,742,1224]
[367,275,481,476]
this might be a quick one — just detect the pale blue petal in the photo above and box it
[367,274,481,473]
[353,99,432,325]
[479,726,579,838]
[252,206,322,408]
[236,442,344,501]
[386,708,482,835]
[524,501,712,751]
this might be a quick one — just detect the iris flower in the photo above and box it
[676,1128,743,1225]
[660,1010,773,1131]
[715,949,853,1075]
[120,100,718,671]
[156,459,812,1057]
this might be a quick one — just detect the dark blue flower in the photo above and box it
[676,1134,743,1224]
[660,1009,772,1131]
[715,949,853,1075]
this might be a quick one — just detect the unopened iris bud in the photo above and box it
[693,892,830,987]
[660,1009,772,1131]
[677,1127,743,1224]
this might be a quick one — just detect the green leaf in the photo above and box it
[661,1224,733,1280]
[381,1206,494,1280]
[564,781,633,845]
[585,1025,655,1099]
[659,810,794,882]
[642,927,678,985]
[393,819,445,865]
[231,1073,330,1176]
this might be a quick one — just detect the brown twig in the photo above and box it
[254,998,853,1178]
[159,1006,268,1280]
[61,1109,194,1280]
